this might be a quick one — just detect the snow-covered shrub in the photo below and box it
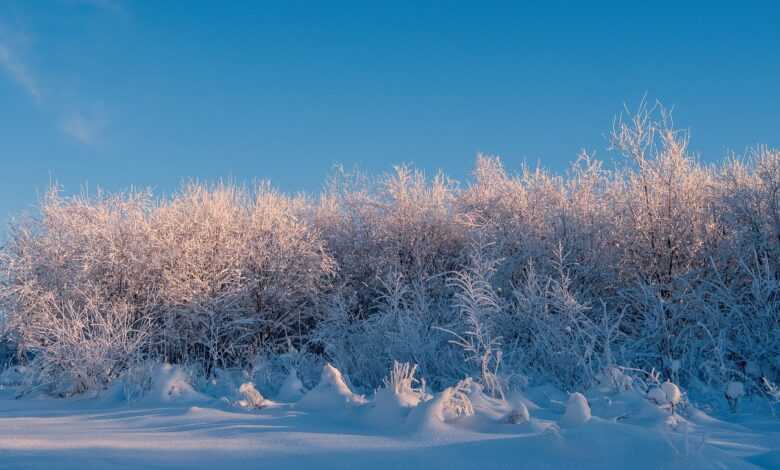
[18,295,150,396]
[0,188,157,394]
[662,380,683,414]
[0,183,334,393]
[761,378,780,415]
[150,182,335,370]
[144,363,208,403]
[441,239,506,398]
[276,368,306,402]
[236,382,265,408]
[503,255,601,389]
[375,362,428,408]
[250,348,322,398]
[366,362,429,424]
[1,100,779,398]
[442,378,476,420]
[725,381,745,413]
[504,401,530,424]
[315,166,468,320]
[647,386,668,405]
[561,392,591,426]
[297,363,366,411]
[408,378,475,431]
[662,381,682,406]
[598,367,635,392]
[313,272,464,391]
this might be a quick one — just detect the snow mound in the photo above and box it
[726,381,745,400]
[502,390,538,424]
[598,367,634,392]
[661,381,682,406]
[461,379,512,422]
[561,392,591,426]
[366,362,431,426]
[145,364,209,404]
[235,382,265,408]
[647,386,667,405]
[200,368,246,399]
[276,368,305,402]
[296,363,366,411]
[503,402,530,424]
[726,381,746,412]
[407,379,474,432]
[407,387,455,431]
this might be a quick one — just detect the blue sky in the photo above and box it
[1,1,778,229]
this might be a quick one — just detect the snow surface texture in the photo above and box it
[1,364,780,469]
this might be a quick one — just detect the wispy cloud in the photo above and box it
[0,41,41,102]
[60,107,108,145]
[2,15,115,145]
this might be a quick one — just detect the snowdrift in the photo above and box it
[296,363,367,411]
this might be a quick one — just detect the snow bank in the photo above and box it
[0,377,773,469]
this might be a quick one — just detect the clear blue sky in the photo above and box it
[1,1,778,230]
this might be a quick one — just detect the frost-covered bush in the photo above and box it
[2,101,780,397]
[313,271,464,390]
[314,166,469,320]
[0,182,334,393]
[0,189,156,395]
[150,182,335,370]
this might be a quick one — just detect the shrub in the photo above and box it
[1,101,779,395]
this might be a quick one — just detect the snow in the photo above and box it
[296,363,367,411]
[1,363,779,469]
[236,382,265,409]
[276,368,305,402]
[728,381,747,400]
[2,382,779,470]
[503,402,530,424]
[561,392,591,426]
[143,363,210,404]
[648,386,668,405]
[662,381,682,406]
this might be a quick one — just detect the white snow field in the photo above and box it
[1,365,779,470]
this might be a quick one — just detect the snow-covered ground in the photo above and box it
[1,367,779,469]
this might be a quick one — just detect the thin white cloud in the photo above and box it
[60,107,108,145]
[0,42,41,102]
[2,19,114,145]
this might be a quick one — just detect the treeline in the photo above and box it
[1,103,779,396]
